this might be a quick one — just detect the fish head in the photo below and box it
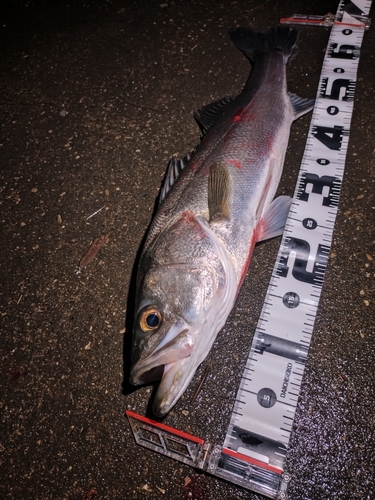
[129,212,237,416]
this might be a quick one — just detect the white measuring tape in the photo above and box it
[127,1,372,498]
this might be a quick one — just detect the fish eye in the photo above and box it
[139,306,162,332]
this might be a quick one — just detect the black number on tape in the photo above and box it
[277,238,330,285]
[297,173,341,207]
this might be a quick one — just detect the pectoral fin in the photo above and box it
[257,195,292,242]
[208,164,232,223]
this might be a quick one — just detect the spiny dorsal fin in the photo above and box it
[159,151,193,203]
[288,93,315,120]
[208,163,232,223]
[194,96,235,136]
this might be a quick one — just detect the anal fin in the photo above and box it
[257,195,292,242]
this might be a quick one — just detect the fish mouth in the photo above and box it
[152,356,195,417]
[129,327,194,386]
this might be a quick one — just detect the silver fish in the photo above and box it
[129,27,314,416]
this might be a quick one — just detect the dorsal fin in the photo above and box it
[159,151,193,203]
[194,96,235,136]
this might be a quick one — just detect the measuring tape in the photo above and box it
[126,1,372,498]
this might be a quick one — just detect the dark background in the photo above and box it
[1,1,374,499]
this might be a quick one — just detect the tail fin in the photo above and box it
[229,27,299,63]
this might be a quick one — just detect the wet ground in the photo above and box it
[1,1,374,499]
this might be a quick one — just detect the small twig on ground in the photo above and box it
[191,364,210,404]
[76,233,110,274]
[86,205,106,220]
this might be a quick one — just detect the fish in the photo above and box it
[129,26,314,417]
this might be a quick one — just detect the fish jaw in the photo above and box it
[129,323,194,386]
[152,356,198,417]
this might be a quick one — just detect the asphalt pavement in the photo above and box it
[1,1,374,499]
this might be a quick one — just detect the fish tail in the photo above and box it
[229,26,299,63]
